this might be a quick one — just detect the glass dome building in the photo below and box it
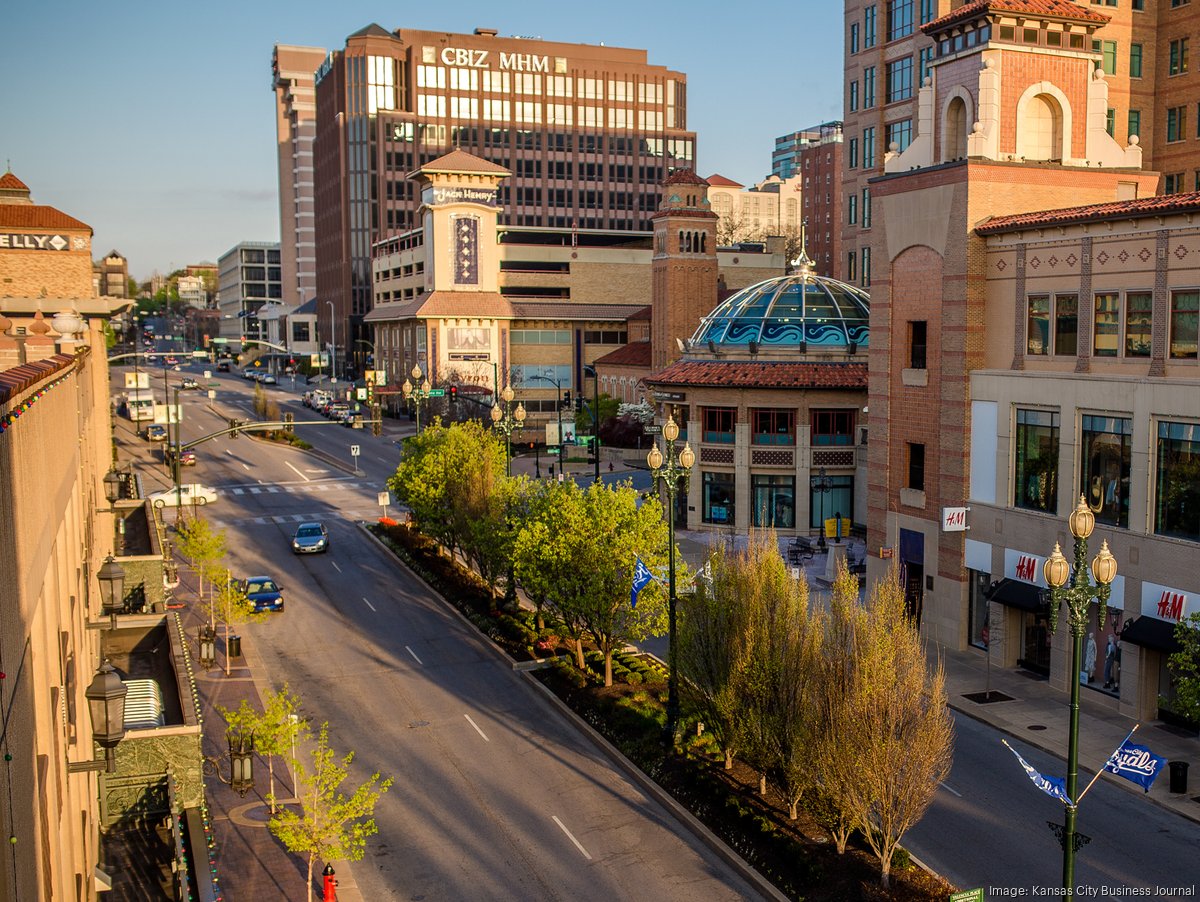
[689,255,869,355]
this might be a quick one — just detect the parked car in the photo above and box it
[163,444,196,466]
[147,483,218,508]
[241,576,284,612]
[180,377,199,390]
[143,424,168,442]
[216,361,230,372]
[291,522,329,554]
[262,373,277,385]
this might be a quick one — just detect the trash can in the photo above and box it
[1168,761,1189,794]
[227,635,242,659]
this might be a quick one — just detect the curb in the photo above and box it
[355,522,783,900]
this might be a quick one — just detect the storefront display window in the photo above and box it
[703,471,736,524]
[752,475,795,528]
[1014,408,1059,513]
[968,569,990,649]
[1155,420,1200,542]
[1081,604,1123,698]
[1080,414,1131,528]
[810,474,853,530]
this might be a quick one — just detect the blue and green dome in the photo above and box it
[692,262,869,350]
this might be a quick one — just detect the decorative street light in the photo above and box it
[103,468,122,507]
[811,466,834,550]
[529,372,567,471]
[490,385,526,477]
[1042,495,1118,899]
[96,554,126,630]
[401,364,433,434]
[67,661,128,773]
[646,414,695,743]
[204,730,256,798]
[198,624,217,671]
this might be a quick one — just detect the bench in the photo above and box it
[787,535,818,564]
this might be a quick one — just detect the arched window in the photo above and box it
[945,96,968,160]
[678,230,685,252]
[700,232,707,253]
[1017,93,1064,161]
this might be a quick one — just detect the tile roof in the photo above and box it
[592,341,652,368]
[705,173,744,188]
[647,360,868,390]
[411,149,511,178]
[975,191,1200,234]
[924,0,1109,33]
[628,305,652,321]
[363,291,514,321]
[0,204,91,231]
[0,171,30,192]
[662,168,709,187]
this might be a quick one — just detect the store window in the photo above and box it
[702,406,736,443]
[811,409,856,446]
[752,475,796,528]
[1081,414,1132,528]
[810,474,853,530]
[1014,408,1059,513]
[1170,290,1199,358]
[1155,421,1200,542]
[703,472,736,525]
[752,408,795,445]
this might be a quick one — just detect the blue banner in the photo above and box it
[1006,742,1073,806]
[631,557,653,608]
[1104,738,1167,793]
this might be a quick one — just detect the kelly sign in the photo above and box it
[1,232,70,251]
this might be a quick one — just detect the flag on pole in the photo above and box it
[1103,737,1167,793]
[1004,741,1073,806]
[631,557,653,608]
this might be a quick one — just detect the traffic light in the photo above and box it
[449,384,459,405]
[229,418,240,439]
[562,390,572,410]
[284,412,294,433]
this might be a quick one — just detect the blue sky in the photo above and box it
[1,1,844,281]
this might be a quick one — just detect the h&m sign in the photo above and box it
[1004,548,1047,586]
[941,506,969,532]
[1140,580,1192,622]
[436,47,550,72]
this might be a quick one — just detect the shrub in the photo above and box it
[623,671,643,686]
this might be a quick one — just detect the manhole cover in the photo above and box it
[1028,724,1047,731]
[963,691,1015,704]
[408,720,430,729]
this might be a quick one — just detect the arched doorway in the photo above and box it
[1017,93,1064,161]
[945,96,968,160]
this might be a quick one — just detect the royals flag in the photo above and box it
[1005,742,1073,806]
[631,557,653,608]
[1103,738,1167,793]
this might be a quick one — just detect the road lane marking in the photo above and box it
[267,487,279,493]
[250,487,262,494]
[552,816,592,860]
[939,781,962,798]
[464,714,489,742]
[362,597,376,612]
[271,516,289,524]
[331,561,342,573]
[242,463,250,470]
[405,646,422,665]
[232,488,245,495]
[286,461,311,481]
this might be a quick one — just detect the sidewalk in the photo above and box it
[673,529,1200,825]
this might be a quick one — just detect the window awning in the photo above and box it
[1120,616,1185,656]
[988,578,1046,613]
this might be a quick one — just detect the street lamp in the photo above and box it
[490,385,526,476]
[67,661,128,773]
[529,372,567,473]
[401,364,432,433]
[203,730,256,797]
[646,414,695,743]
[811,467,834,550]
[326,300,337,381]
[103,468,122,508]
[198,624,217,671]
[96,554,126,629]
[1042,495,1117,899]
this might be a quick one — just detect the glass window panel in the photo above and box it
[1155,421,1200,540]
[1080,415,1132,528]
[703,472,736,524]
[810,475,853,530]
[1170,290,1199,358]
[1055,295,1078,356]
[1125,292,1152,357]
[1014,408,1060,513]
[1028,295,1050,355]
[752,475,796,528]
[1094,293,1120,357]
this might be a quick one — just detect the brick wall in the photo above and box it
[0,229,94,298]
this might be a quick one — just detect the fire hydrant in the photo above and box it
[322,863,338,901]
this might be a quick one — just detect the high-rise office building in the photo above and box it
[311,24,696,365]
[272,44,327,307]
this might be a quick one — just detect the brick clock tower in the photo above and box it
[651,169,718,370]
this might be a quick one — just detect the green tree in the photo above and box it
[220,685,306,814]
[206,567,263,675]
[176,517,227,614]
[269,723,393,902]
[574,392,620,432]
[1168,612,1200,721]
[512,479,578,636]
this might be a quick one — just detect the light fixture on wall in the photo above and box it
[67,662,127,773]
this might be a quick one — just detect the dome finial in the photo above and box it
[789,220,814,274]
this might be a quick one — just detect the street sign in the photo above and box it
[643,424,662,435]
[350,445,360,456]
[190,350,207,358]
[207,390,216,400]
[203,370,211,379]
[949,890,984,902]
[426,388,446,398]
[545,448,560,456]
[377,491,391,507]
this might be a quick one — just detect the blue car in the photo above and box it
[241,576,284,612]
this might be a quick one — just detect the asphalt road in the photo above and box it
[114,364,764,901]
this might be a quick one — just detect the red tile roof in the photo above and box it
[409,148,511,178]
[592,341,652,368]
[924,0,1109,33]
[647,360,868,390]
[662,168,709,187]
[705,173,744,188]
[0,171,30,192]
[628,305,652,321]
[0,204,91,231]
[975,191,1200,234]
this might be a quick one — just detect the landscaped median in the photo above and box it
[365,517,955,902]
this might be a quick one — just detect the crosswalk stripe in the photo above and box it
[267,487,280,494]
[291,514,307,522]
[271,516,289,524]
[232,488,245,496]
[250,487,263,495]
[253,517,268,525]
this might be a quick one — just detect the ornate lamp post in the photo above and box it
[1042,495,1118,899]
[401,364,433,433]
[646,414,695,742]
[490,385,526,477]
[204,730,256,797]
[67,662,128,773]
[96,554,126,630]
[811,467,833,550]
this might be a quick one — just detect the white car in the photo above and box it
[148,483,218,508]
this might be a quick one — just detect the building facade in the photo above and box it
[93,250,128,299]
[273,44,327,307]
[313,24,696,372]
[215,242,282,348]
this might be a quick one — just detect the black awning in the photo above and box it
[1120,616,1185,656]
[988,578,1046,613]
